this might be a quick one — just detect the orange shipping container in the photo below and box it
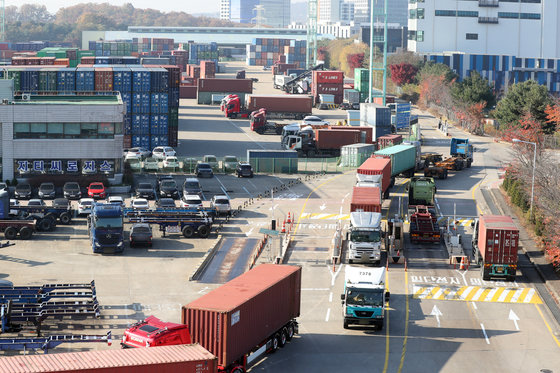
[351,186,382,212]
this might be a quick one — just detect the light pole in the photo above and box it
[512,139,537,219]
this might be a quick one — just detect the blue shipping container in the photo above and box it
[21,69,40,92]
[113,67,132,94]
[132,68,151,92]
[149,67,169,93]
[56,68,76,91]
[76,68,95,91]
[121,92,132,114]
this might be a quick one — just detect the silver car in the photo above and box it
[211,195,231,216]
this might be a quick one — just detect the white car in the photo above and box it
[302,115,329,127]
[210,195,231,216]
[107,196,125,207]
[181,194,203,209]
[124,147,151,160]
[202,155,219,170]
[131,198,149,210]
[163,156,180,169]
[77,198,95,216]
[152,146,176,160]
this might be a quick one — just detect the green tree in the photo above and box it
[493,80,554,132]
[451,71,495,108]
[417,61,457,83]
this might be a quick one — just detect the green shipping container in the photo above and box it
[374,144,416,177]
[7,70,21,91]
[249,158,298,174]
[39,70,57,91]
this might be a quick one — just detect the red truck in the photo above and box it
[409,205,441,244]
[226,94,312,120]
[284,128,364,157]
[357,157,392,199]
[350,186,382,213]
[122,264,301,373]
[472,215,519,281]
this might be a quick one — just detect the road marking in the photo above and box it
[227,118,265,149]
[437,216,475,226]
[397,266,410,373]
[471,301,477,310]
[534,304,560,349]
[413,285,542,304]
[509,309,520,330]
[197,287,209,294]
[301,288,330,291]
[245,228,254,236]
[247,179,257,189]
[214,176,230,199]
[319,203,326,211]
[243,186,253,198]
[328,263,343,286]
[383,262,390,373]
[300,213,350,220]
[430,305,443,327]
[329,292,333,302]
[480,323,490,344]
[325,308,331,322]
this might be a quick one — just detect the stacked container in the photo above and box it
[200,61,216,79]
[284,40,307,67]
[354,68,369,102]
[188,43,218,67]
[246,38,294,67]
[312,70,344,105]
[151,38,174,52]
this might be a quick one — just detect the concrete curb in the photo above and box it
[189,235,223,281]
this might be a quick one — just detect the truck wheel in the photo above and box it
[286,323,295,341]
[39,218,53,232]
[18,226,32,240]
[279,328,288,347]
[270,334,280,352]
[59,212,71,225]
[348,259,353,264]
[45,213,57,226]
[230,367,245,373]
[230,113,237,119]
[467,160,472,168]
[4,227,17,240]
[343,320,349,329]
[198,225,210,238]
[182,226,194,238]
[307,150,316,158]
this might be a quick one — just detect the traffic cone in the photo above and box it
[281,220,286,233]
[459,256,466,270]
[287,212,292,224]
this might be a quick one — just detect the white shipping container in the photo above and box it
[319,94,335,104]
[339,143,376,167]
[347,110,360,126]
[256,45,262,52]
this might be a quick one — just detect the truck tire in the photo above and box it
[59,212,71,225]
[182,226,194,238]
[286,322,295,341]
[4,226,17,240]
[279,328,288,347]
[343,320,349,329]
[18,226,32,240]
[307,149,316,158]
[467,160,472,168]
[230,367,245,373]
[38,218,53,232]
[230,113,237,119]
[270,333,280,352]
[198,225,210,238]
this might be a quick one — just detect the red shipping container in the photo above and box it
[312,82,344,95]
[182,264,301,368]
[0,344,217,373]
[329,125,373,144]
[180,85,197,99]
[123,135,132,148]
[94,67,113,91]
[313,70,344,84]
[373,96,395,105]
[377,134,403,149]
[198,78,253,93]
[351,186,382,213]
[81,56,95,64]
[54,58,69,66]
[357,157,392,193]
[477,215,519,265]
[277,55,286,63]
[40,57,55,65]
[315,129,361,149]
[247,94,312,113]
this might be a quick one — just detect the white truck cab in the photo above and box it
[347,211,383,265]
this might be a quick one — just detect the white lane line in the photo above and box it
[245,228,254,237]
[214,176,230,199]
[197,287,209,294]
[227,119,265,149]
[243,187,253,198]
[329,292,333,302]
[480,323,490,344]
[325,308,331,322]
[328,264,344,286]
[247,179,257,189]
[471,301,478,310]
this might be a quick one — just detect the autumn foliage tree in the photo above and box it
[544,98,560,131]
[500,112,545,146]
[454,102,487,135]
[389,63,418,86]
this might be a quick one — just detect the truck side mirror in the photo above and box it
[470,221,475,227]
[340,294,345,301]
[385,292,390,301]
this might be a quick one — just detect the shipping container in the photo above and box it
[0,344,218,373]
[339,143,376,167]
[377,134,403,150]
[94,67,113,91]
[360,103,392,130]
[246,94,312,114]
[198,78,253,93]
[312,70,344,84]
[357,157,392,193]
[477,215,519,266]
[314,129,361,149]
[328,125,374,144]
[347,110,360,126]
[180,85,197,99]
[113,67,132,94]
[76,67,95,91]
[374,144,416,177]
[182,264,301,369]
[351,186,382,213]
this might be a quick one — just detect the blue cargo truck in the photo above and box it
[88,203,124,254]
[450,138,473,168]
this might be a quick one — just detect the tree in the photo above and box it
[500,112,546,146]
[451,71,495,109]
[388,50,423,70]
[389,63,418,86]
[417,61,457,83]
[544,98,560,132]
[455,102,487,135]
[493,80,554,132]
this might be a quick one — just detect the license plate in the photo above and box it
[166,226,181,233]
[496,267,504,273]
[358,319,370,325]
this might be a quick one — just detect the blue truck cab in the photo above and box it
[341,266,389,330]
[450,138,474,167]
[88,203,124,254]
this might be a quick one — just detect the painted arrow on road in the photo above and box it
[430,305,443,327]
[319,203,326,211]
[509,309,520,330]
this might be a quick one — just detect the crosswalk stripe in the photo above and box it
[465,287,483,301]
[477,287,493,302]
[523,288,536,303]
[484,287,500,302]
[504,289,519,303]
[425,286,440,299]
[491,287,506,302]
[412,285,542,304]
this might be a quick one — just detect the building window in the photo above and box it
[521,0,540,3]
[13,123,30,139]
[64,123,80,139]
[13,123,120,139]
[435,10,457,17]
[498,12,518,18]
[30,123,47,139]
[458,11,479,17]
[466,33,478,40]
[520,13,541,19]
[47,123,63,139]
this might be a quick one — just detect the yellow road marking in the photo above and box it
[535,304,560,349]
[491,287,506,302]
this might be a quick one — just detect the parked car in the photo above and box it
[131,198,149,210]
[63,182,82,200]
[302,115,329,126]
[9,199,19,216]
[158,178,179,199]
[52,198,70,209]
[203,155,219,171]
[107,196,125,207]
[135,183,156,200]
[0,182,8,193]
[181,194,203,209]
[210,195,231,216]
[129,223,152,248]
[14,183,32,200]
[196,162,214,178]
[126,158,142,172]
[27,199,46,207]
[38,182,56,199]
[236,162,254,178]
[143,157,160,171]
[157,198,177,208]
[223,155,238,173]
[124,147,151,160]
[152,146,176,160]
[77,198,94,216]
[163,156,180,169]
[88,182,106,199]
[182,178,202,198]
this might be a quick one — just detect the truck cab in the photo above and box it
[122,316,191,348]
[341,266,389,329]
[89,203,124,254]
[347,212,383,264]
[450,138,473,167]
[284,127,315,154]
[407,176,436,210]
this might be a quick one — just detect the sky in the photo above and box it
[7,0,306,15]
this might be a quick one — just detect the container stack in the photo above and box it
[284,40,306,67]
[359,103,392,140]
[188,43,218,66]
[151,38,174,52]
[246,38,293,67]
[89,40,134,56]
[172,50,189,72]
[272,63,297,76]
[354,68,369,102]
[312,70,344,105]
[200,61,216,79]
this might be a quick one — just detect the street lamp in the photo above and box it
[512,139,537,219]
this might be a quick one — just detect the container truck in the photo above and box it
[409,205,441,244]
[0,191,37,240]
[350,186,382,213]
[249,108,289,135]
[284,128,364,157]
[341,266,390,330]
[374,144,417,177]
[471,215,519,281]
[341,89,360,110]
[225,94,312,120]
[88,203,124,254]
[407,177,436,211]
[347,212,383,265]
[450,138,473,168]
[273,75,294,89]
[357,157,392,198]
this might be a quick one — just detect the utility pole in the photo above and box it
[252,5,266,28]
[368,0,388,105]
[306,0,318,69]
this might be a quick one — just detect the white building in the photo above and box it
[289,22,360,39]
[348,0,408,27]
[318,0,341,23]
[408,0,560,59]
[220,0,231,21]
[259,0,291,28]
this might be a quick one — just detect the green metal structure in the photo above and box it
[368,0,388,105]
[306,0,318,69]
[1,0,4,42]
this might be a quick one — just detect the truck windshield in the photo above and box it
[95,217,123,228]
[350,230,381,243]
[346,289,384,307]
